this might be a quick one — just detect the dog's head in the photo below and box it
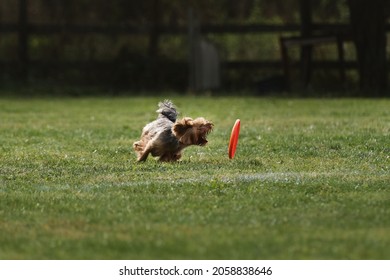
[173,117,213,146]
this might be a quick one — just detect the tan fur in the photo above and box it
[133,100,213,162]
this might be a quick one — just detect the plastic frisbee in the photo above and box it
[228,119,241,159]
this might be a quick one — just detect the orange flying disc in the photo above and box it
[228,119,241,159]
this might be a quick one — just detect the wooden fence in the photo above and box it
[2,14,390,89]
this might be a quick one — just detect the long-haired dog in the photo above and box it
[133,100,213,162]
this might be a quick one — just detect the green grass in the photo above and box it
[0,96,389,259]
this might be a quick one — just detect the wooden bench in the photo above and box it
[279,35,347,89]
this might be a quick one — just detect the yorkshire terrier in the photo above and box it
[133,100,213,162]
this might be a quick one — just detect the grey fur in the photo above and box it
[157,100,178,122]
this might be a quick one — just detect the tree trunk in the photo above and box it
[348,0,387,95]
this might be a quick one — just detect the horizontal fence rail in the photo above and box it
[2,21,390,89]
[2,22,390,34]
[2,23,383,34]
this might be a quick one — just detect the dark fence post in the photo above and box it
[188,8,198,92]
[299,0,312,87]
[148,0,161,88]
[18,0,29,81]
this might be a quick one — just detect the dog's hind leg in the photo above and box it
[137,142,153,162]
[133,141,144,160]
[137,150,150,162]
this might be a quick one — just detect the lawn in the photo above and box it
[0,96,389,259]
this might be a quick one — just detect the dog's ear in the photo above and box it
[173,117,193,137]
[192,118,214,133]
[179,132,195,145]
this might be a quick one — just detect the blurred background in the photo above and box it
[0,0,389,96]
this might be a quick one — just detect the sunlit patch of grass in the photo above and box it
[0,96,389,259]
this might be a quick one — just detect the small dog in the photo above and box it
[133,100,213,162]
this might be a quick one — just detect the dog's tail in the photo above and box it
[157,100,178,122]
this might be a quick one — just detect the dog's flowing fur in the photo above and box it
[133,100,213,162]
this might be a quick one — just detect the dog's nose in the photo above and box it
[198,138,208,146]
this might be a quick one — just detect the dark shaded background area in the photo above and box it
[1,0,389,95]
